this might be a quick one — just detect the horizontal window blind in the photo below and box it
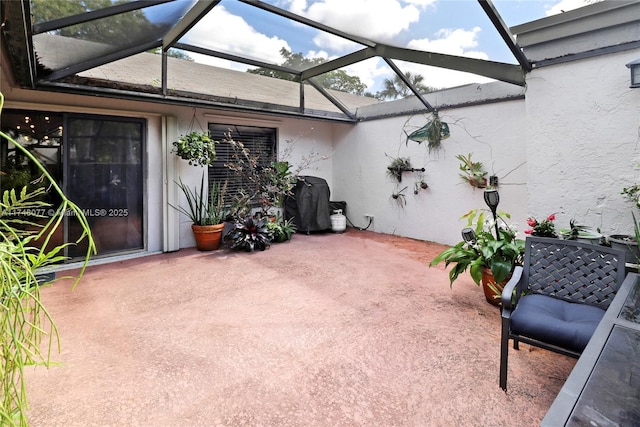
[207,123,276,205]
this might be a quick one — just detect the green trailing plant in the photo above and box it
[226,215,272,252]
[172,173,229,226]
[456,153,487,188]
[429,209,524,287]
[0,92,95,426]
[266,213,297,243]
[172,131,217,167]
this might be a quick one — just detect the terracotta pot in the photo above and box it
[480,267,511,307]
[191,223,225,251]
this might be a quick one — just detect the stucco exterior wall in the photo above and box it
[524,48,640,235]
[1,65,334,252]
[332,96,528,246]
[169,110,334,249]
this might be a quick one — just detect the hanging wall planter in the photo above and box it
[172,131,218,167]
[391,186,408,207]
[456,153,488,188]
[404,111,450,153]
[386,156,426,183]
[414,180,429,194]
[386,157,412,182]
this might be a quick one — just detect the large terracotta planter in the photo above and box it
[481,267,511,307]
[191,223,225,251]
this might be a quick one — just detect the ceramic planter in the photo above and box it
[481,267,511,307]
[191,223,225,251]
[558,229,603,245]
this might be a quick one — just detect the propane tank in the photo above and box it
[330,209,346,233]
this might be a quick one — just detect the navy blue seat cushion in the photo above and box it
[510,294,605,353]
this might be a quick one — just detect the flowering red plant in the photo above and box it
[525,214,557,237]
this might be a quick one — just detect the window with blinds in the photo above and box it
[207,123,276,206]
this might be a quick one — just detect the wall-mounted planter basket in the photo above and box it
[456,153,488,189]
[405,111,450,153]
[386,157,411,182]
[387,166,425,182]
[391,186,408,206]
[414,180,429,194]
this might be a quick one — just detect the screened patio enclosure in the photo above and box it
[2,0,640,259]
[1,0,530,123]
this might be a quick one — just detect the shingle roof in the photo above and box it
[35,34,379,117]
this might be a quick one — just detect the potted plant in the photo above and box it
[429,209,525,306]
[456,153,487,188]
[266,212,297,243]
[612,183,640,264]
[173,173,229,251]
[558,219,603,244]
[172,131,217,167]
[609,212,640,265]
[226,215,272,251]
[524,213,558,238]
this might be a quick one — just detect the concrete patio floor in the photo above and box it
[26,230,575,426]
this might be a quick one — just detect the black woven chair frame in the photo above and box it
[499,236,626,391]
[524,238,623,310]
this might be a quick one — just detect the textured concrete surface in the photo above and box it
[26,230,575,426]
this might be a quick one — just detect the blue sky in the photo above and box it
[182,0,600,92]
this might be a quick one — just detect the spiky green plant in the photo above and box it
[0,92,95,426]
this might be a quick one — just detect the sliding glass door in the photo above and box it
[0,110,145,260]
[66,115,144,257]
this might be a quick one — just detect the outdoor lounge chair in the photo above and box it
[499,236,626,391]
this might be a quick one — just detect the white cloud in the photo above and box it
[184,5,290,65]
[545,0,603,16]
[181,1,496,95]
[402,0,437,7]
[344,57,389,91]
[391,62,493,90]
[384,27,492,89]
[313,32,362,53]
[293,0,421,45]
[306,50,330,60]
[407,27,488,60]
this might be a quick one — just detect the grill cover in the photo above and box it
[284,176,331,233]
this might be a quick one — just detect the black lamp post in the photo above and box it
[484,189,500,240]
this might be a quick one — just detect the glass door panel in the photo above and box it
[0,111,64,252]
[66,116,144,257]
